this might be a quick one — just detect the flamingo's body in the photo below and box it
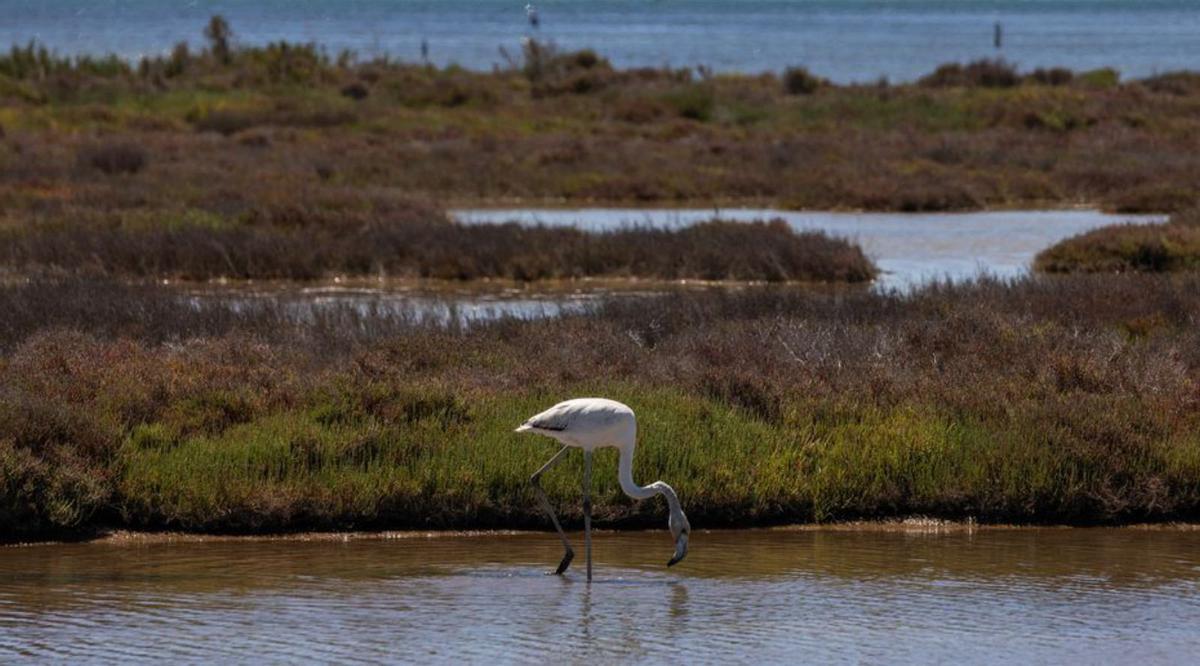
[516,398,690,581]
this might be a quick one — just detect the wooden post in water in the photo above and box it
[994,22,1003,49]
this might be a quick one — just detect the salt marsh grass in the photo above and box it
[4,275,1200,538]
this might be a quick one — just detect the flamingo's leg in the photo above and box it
[530,445,574,575]
[583,449,593,583]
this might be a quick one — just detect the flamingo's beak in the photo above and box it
[667,531,688,567]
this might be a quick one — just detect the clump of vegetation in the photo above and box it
[4,273,1200,537]
[0,42,127,81]
[340,80,369,100]
[518,40,616,97]
[782,66,821,95]
[76,140,147,174]
[662,83,716,121]
[1109,184,1200,214]
[1027,67,1074,86]
[1035,209,1200,274]
[919,59,1020,88]
[1,212,876,283]
[1078,68,1121,88]
[204,15,233,65]
[1141,71,1200,96]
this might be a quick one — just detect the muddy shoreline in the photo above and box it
[8,519,1200,548]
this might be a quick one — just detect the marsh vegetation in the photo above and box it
[5,275,1200,538]
[2,215,875,282]
[4,20,1200,539]
[2,22,1200,217]
[1036,209,1200,274]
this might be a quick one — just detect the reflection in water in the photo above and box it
[2,529,1199,663]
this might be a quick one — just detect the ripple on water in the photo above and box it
[2,529,1199,663]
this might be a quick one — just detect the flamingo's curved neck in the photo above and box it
[617,440,657,500]
[617,440,681,513]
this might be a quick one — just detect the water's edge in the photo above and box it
[8,0,1199,82]
[10,520,1200,548]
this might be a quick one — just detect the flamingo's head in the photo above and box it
[666,505,690,567]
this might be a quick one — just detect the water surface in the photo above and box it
[181,280,608,326]
[3,1,1198,82]
[2,529,1198,663]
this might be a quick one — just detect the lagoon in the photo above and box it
[3,528,1198,663]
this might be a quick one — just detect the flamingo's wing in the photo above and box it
[517,398,632,436]
[516,400,578,433]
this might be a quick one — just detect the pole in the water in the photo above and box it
[994,22,1003,49]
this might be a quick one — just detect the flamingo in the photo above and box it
[516,398,690,581]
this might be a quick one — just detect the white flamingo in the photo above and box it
[516,398,690,581]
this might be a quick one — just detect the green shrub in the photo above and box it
[1076,68,1119,89]
[663,84,715,121]
[920,59,1019,88]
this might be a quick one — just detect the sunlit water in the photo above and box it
[3,1,1199,82]
[2,529,1199,663]
[455,208,1162,292]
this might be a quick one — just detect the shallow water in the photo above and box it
[455,208,1162,292]
[4,1,1198,82]
[181,281,608,326]
[2,529,1199,663]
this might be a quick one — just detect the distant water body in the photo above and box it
[2,1,1197,82]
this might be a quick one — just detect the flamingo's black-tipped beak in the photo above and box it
[667,531,688,567]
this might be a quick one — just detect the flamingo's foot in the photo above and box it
[548,548,574,575]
